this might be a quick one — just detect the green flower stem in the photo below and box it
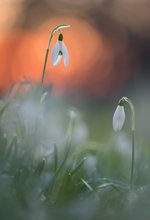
[121,97,135,189]
[41,24,70,87]
[131,129,135,189]
[41,34,53,86]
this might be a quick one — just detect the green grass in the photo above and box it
[0,84,150,220]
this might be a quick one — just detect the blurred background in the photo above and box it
[1,0,150,144]
[0,3,150,219]
[0,0,150,99]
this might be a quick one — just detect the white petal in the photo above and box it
[53,55,62,66]
[113,105,125,132]
[62,41,69,66]
[51,41,60,65]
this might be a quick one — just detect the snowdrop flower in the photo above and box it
[51,33,69,66]
[113,103,125,132]
[112,96,136,188]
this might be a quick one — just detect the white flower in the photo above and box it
[51,33,69,66]
[113,105,125,131]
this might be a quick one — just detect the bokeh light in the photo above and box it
[0,0,149,98]
[0,15,132,97]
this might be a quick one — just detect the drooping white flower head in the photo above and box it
[51,33,69,66]
[113,103,125,132]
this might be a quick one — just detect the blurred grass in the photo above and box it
[0,84,150,220]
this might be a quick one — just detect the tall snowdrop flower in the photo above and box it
[51,33,69,66]
[113,96,136,189]
[113,101,125,132]
[41,23,70,86]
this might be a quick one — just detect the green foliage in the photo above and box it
[0,85,150,220]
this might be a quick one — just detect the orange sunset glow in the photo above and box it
[0,16,131,97]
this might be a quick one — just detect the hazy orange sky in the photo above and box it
[0,0,148,98]
[0,16,132,97]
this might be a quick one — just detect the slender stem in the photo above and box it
[131,129,135,188]
[122,97,135,189]
[40,24,70,87]
[41,34,53,87]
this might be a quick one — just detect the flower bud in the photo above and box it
[113,105,125,131]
